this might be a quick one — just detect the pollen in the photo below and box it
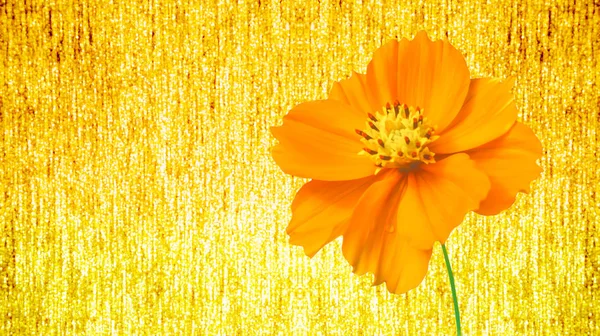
[357,102,439,171]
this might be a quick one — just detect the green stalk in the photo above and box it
[442,243,462,336]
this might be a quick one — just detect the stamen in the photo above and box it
[368,113,378,122]
[368,121,379,131]
[379,155,392,161]
[413,118,418,129]
[415,141,421,148]
[363,148,378,155]
[377,139,385,147]
[355,129,372,140]
[404,136,410,145]
[411,152,417,158]
[403,104,410,118]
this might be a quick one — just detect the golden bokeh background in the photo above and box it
[1,0,598,334]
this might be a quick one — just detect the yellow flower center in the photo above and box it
[356,101,439,173]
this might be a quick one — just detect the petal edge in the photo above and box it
[287,176,377,257]
[271,100,376,181]
[430,78,519,154]
[467,122,543,215]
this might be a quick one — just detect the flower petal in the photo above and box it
[365,31,471,133]
[329,72,380,115]
[341,154,490,294]
[287,176,377,257]
[342,170,432,294]
[271,99,375,181]
[466,122,543,215]
[429,78,518,154]
[412,153,491,244]
[365,39,400,108]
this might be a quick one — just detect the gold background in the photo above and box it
[1,0,598,334]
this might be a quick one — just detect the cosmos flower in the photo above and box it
[271,31,542,294]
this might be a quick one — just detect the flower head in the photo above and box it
[271,31,542,294]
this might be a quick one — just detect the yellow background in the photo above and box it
[1,0,598,334]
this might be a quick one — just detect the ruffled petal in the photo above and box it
[412,153,491,244]
[271,100,376,181]
[342,169,431,294]
[329,72,380,115]
[466,122,543,215]
[365,39,401,108]
[341,154,490,294]
[287,176,378,257]
[365,31,471,133]
[430,78,518,154]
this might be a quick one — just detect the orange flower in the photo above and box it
[271,31,542,294]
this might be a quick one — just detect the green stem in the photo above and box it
[442,243,462,336]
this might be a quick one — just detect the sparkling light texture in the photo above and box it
[0,0,598,334]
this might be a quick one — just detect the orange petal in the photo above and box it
[365,31,471,133]
[341,154,490,294]
[271,99,375,181]
[413,153,491,244]
[365,39,400,108]
[430,78,518,154]
[466,122,543,215]
[287,176,378,257]
[329,72,380,115]
[341,169,432,294]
